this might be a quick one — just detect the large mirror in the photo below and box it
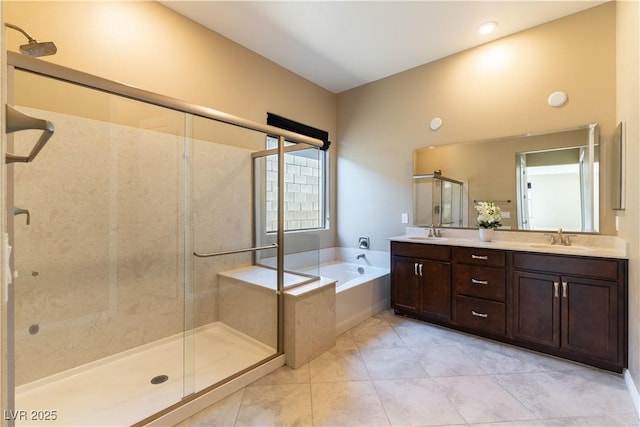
[413,124,599,233]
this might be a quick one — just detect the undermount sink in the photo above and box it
[407,236,448,241]
[528,243,592,252]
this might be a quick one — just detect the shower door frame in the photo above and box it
[2,51,324,425]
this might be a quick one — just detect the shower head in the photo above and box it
[5,23,57,57]
[20,40,57,57]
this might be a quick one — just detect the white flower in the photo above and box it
[475,201,502,229]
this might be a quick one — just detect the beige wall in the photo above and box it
[336,2,616,250]
[616,0,640,407]
[4,0,338,247]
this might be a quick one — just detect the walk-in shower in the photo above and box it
[413,172,464,228]
[3,52,324,426]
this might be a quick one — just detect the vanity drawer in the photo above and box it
[512,252,620,280]
[455,295,505,336]
[453,247,505,268]
[454,265,505,301]
[391,241,450,261]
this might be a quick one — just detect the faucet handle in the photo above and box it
[544,233,557,245]
[563,234,578,246]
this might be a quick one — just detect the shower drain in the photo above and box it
[150,375,169,385]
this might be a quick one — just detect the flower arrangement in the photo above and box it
[475,201,502,229]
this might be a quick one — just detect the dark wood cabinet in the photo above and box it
[391,241,451,323]
[390,240,628,373]
[512,271,560,348]
[391,256,420,314]
[452,247,507,337]
[418,259,451,322]
[512,253,625,370]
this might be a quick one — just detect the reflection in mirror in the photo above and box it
[516,146,599,232]
[413,172,464,227]
[413,124,599,233]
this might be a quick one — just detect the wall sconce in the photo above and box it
[429,117,443,131]
[547,91,568,108]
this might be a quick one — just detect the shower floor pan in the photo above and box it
[14,322,274,426]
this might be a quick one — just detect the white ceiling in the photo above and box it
[160,1,607,94]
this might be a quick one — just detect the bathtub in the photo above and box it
[240,247,391,336]
[308,261,390,335]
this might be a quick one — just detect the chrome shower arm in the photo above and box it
[5,23,36,42]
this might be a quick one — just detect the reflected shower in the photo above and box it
[5,22,57,57]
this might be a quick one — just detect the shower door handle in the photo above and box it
[194,243,278,258]
[5,105,55,164]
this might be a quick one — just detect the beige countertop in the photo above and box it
[390,227,628,259]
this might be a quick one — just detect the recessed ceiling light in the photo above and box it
[478,21,497,35]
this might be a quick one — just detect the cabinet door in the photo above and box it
[391,256,420,314]
[419,260,451,322]
[512,271,560,348]
[562,276,618,361]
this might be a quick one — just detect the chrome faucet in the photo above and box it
[428,224,441,238]
[356,253,366,260]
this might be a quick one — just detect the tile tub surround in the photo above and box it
[259,247,391,271]
[218,266,337,368]
[284,279,337,369]
[257,247,392,337]
[397,226,628,258]
[177,310,640,427]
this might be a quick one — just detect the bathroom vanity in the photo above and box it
[390,237,628,373]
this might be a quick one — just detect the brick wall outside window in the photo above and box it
[265,153,322,232]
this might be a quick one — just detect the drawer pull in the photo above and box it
[471,254,488,260]
[419,263,423,277]
[562,281,568,298]
[554,281,559,298]
[471,278,488,285]
[471,310,488,318]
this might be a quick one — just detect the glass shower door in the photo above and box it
[9,69,190,426]
[6,57,318,426]
[185,115,281,396]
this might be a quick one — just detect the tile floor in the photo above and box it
[177,310,640,427]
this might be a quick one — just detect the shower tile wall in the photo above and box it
[12,107,253,385]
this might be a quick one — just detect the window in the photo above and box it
[264,136,328,232]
